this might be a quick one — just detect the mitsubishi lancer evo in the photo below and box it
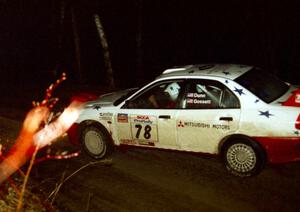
[69,64,300,177]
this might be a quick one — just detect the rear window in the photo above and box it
[234,68,289,103]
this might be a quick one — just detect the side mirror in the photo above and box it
[122,100,133,109]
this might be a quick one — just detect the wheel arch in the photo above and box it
[218,134,267,160]
[78,120,114,145]
[218,134,268,177]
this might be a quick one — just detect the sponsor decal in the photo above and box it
[133,115,153,124]
[184,122,210,128]
[212,124,230,130]
[137,140,155,146]
[177,121,184,127]
[177,121,230,130]
[93,105,101,110]
[117,113,128,123]
[120,139,137,145]
[99,112,113,121]
[130,115,158,143]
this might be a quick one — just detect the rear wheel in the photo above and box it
[80,125,113,159]
[222,137,265,177]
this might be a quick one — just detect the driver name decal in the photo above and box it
[186,92,212,105]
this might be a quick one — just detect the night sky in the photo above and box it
[1,0,300,91]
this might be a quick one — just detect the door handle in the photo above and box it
[159,115,171,119]
[219,117,233,121]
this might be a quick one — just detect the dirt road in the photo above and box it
[1,113,300,212]
[32,144,300,212]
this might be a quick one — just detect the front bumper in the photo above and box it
[254,136,300,164]
[67,123,80,145]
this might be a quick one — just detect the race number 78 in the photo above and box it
[135,124,151,139]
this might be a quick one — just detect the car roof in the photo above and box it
[156,64,253,81]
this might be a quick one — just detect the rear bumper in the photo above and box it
[254,136,300,164]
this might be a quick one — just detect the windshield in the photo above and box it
[113,88,139,106]
[235,68,289,103]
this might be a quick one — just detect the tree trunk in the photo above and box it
[136,0,143,80]
[54,0,65,77]
[94,14,115,89]
[71,7,83,82]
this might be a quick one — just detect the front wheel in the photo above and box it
[222,138,266,177]
[80,125,113,159]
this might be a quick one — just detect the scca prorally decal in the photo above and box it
[117,113,128,123]
[133,115,153,124]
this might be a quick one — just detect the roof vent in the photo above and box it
[163,68,186,74]
[198,64,214,70]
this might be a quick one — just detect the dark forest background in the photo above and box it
[1,0,300,92]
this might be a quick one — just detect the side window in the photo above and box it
[220,88,240,108]
[126,80,184,109]
[182,80,239,109]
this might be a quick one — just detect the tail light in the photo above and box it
[283,89,300,107]
[296,114,300,129]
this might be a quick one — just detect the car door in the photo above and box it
[116,80,185,149]
[176,79,241,154]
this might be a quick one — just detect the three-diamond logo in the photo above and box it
[177,121,184,128]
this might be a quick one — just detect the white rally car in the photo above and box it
[69,64,300,177]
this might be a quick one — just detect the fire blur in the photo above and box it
[0,73,82,185]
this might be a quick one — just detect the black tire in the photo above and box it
[222,137,266,177]
[80,125,113,159]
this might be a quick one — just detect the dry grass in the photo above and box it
[0,180,51,212]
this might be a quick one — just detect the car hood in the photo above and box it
[84,88,136,108]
